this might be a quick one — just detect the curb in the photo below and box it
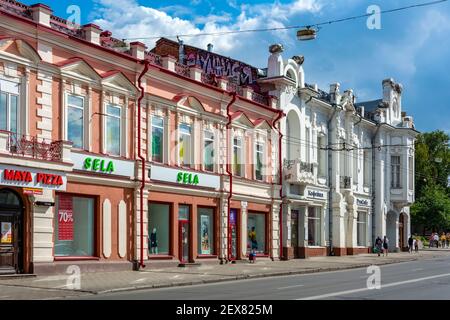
[92,257,423,295]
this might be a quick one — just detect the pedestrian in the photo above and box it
[429,233,434,248]
[434,233,439,248]
[441,232,446,249]
[408,235,414,254]
[375,236,382,257]
[414,236,419,253]
[383,236,389,256]
[446,232,450,248]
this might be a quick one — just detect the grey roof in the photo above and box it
[354,99,385,112]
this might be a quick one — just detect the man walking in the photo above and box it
[408,235,414,253]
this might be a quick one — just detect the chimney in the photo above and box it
[329,83,340,104]
[130,42,147,60]
[30,3,53,27]
[207,43,213,52]
[382,78,395,103]
[82,24,102,45]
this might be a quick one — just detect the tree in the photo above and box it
[412,130,450,233]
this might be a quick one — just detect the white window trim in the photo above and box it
[103,102,123,157]
[203,128,215,172]
[356,211,368,247]
[0,76,22,135]
[150,114,165,163]
[254,140,265,181]
[232,132,245,177]
[178,122,193,168]
[64,93,87,149]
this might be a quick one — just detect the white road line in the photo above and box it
[277,284,304,290]
[298,272,450,300]
[412,268,423,271]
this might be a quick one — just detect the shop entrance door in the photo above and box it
[0,189,23,274]
[291,210,299,258]
[178,205,190,263]
[399,213,405,251]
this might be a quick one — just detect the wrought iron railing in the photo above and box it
[251,91,269,106]
[201,73,217,86]
[175,62,190,78]
[0,0,32,19]
[7,133,63,161]
[300,161,314,173]
[340,176,352,189]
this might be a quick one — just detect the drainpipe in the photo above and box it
[372,123,381,247]
[327,104,340,256]
[272,111,284,260]
[137,60,150,269]
[226,93,237,262]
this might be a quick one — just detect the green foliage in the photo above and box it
[413,131,450,233]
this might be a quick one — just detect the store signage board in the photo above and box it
[305,187,327,200]
[0,165,66,191]
[23,188,43,196]
[71,152,134,177]
[357,198,371,207]
[150,165,220,189]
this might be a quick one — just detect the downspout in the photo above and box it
[327,104,340,256]
[137,60,150,269]
[272,111,284,260]
[372,123,382,247]
[226,93,237,262]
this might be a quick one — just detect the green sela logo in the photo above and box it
[177,172,199,185]
[83,157,115,173]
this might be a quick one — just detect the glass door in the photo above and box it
[178,205,190,263]
[291,210,299,257]
[229,209,237,260]
[0,212,19,274]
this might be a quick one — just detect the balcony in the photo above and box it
[283,159,314,185]
[340,176,352,190]
[0,131,71,162]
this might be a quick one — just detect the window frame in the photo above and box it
[307,206,322,247]
[203,129,215,172]
[197,206,217,257]
[151,116,164,163]
[233,135,244,177]
[0,79,20,134]
[105,103,122,156]
[391,155,401,188]
[357,211,367,247]
[65,94,85,149]
[148,201,173,257]
[178,122,192,168]
[255,141,265,181]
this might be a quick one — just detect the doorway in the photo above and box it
[291,210,299,258]
[399,213,405,251]
[0,189,23,274]
[178,205,190,263]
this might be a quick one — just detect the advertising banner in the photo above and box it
[58,195,74,241]
[1,222,12,244]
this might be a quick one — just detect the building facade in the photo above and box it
[261,45,418,259]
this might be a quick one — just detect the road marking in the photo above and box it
[412,268,423,271]
[277,284,304,290]
[298,272,450,300]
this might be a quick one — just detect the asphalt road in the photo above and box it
[80,255,450,300]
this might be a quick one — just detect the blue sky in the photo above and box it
[21,0,450,133]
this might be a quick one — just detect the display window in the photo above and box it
[247,212,266,254]
[148,202,170,255]
[357,211,367,246]
[54,194,95,257]
[197,207,214,255]
[307,207,322,246]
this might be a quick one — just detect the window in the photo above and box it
[318,136,326,177]
[148,203,170,255]
[305,129,310,163]
[409,156,414,190]
[179,123,192,167]
[353,148,359,185]
[391,156,401,188]
[0,79,19,133]
[67,95,84,149]
[204,130,214,172]
[255,142,264,181]
[54,195,95,257]
[151,116,164,163]
[105,104,121,155]
[363,150,370,187]
[197,208,214,255]
[233,137,243,176]
[307,207,321,246]
[357,211,367,246]
[247,212,266,254]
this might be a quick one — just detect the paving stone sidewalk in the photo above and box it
[0,249,449,300]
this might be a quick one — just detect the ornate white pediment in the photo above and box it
[58,58,101,83]
[102,71,137,95]
[0,37,42,64]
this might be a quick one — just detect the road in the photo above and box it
[79,255,450,300]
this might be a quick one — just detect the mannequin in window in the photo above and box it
[149,227,158,254]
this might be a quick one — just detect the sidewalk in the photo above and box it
[1,250,449,299]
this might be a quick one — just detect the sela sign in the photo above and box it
[306,188,326,200]
[0,165,66,191]
[71,152,134,178]
[150,165,220,189]
[357,198,371,207]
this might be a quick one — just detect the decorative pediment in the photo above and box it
[57,57,101,82]
[0,37,41,64]
[101,70,138,94]
[231,111,254,128]
[254,119,272,130]
[173,94,206,113]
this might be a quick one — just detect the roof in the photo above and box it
[355,99,385,113]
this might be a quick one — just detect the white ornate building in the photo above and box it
[259,45,418,258]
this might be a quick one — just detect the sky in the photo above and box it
[20,0,450,133]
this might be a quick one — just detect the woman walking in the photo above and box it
[383,236,389,256]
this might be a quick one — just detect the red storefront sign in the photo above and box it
[58,195,74,241]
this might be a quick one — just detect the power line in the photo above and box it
[122,0,449,41]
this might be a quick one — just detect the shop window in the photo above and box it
[255,142,264,181]
[307,207,321,246]
[204,130,214,172]
[391,155,401,188]
[54,195,95,257]
[233,137,243,177]
[105,104,121,155]
[357,211,367,246]
[247,212,266,254]
[148,203,170,255]
[0,79,19,133]
[151,116,164,163]
[67,95,84,149]
[179,123,192,167]
[197,208,214,255]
